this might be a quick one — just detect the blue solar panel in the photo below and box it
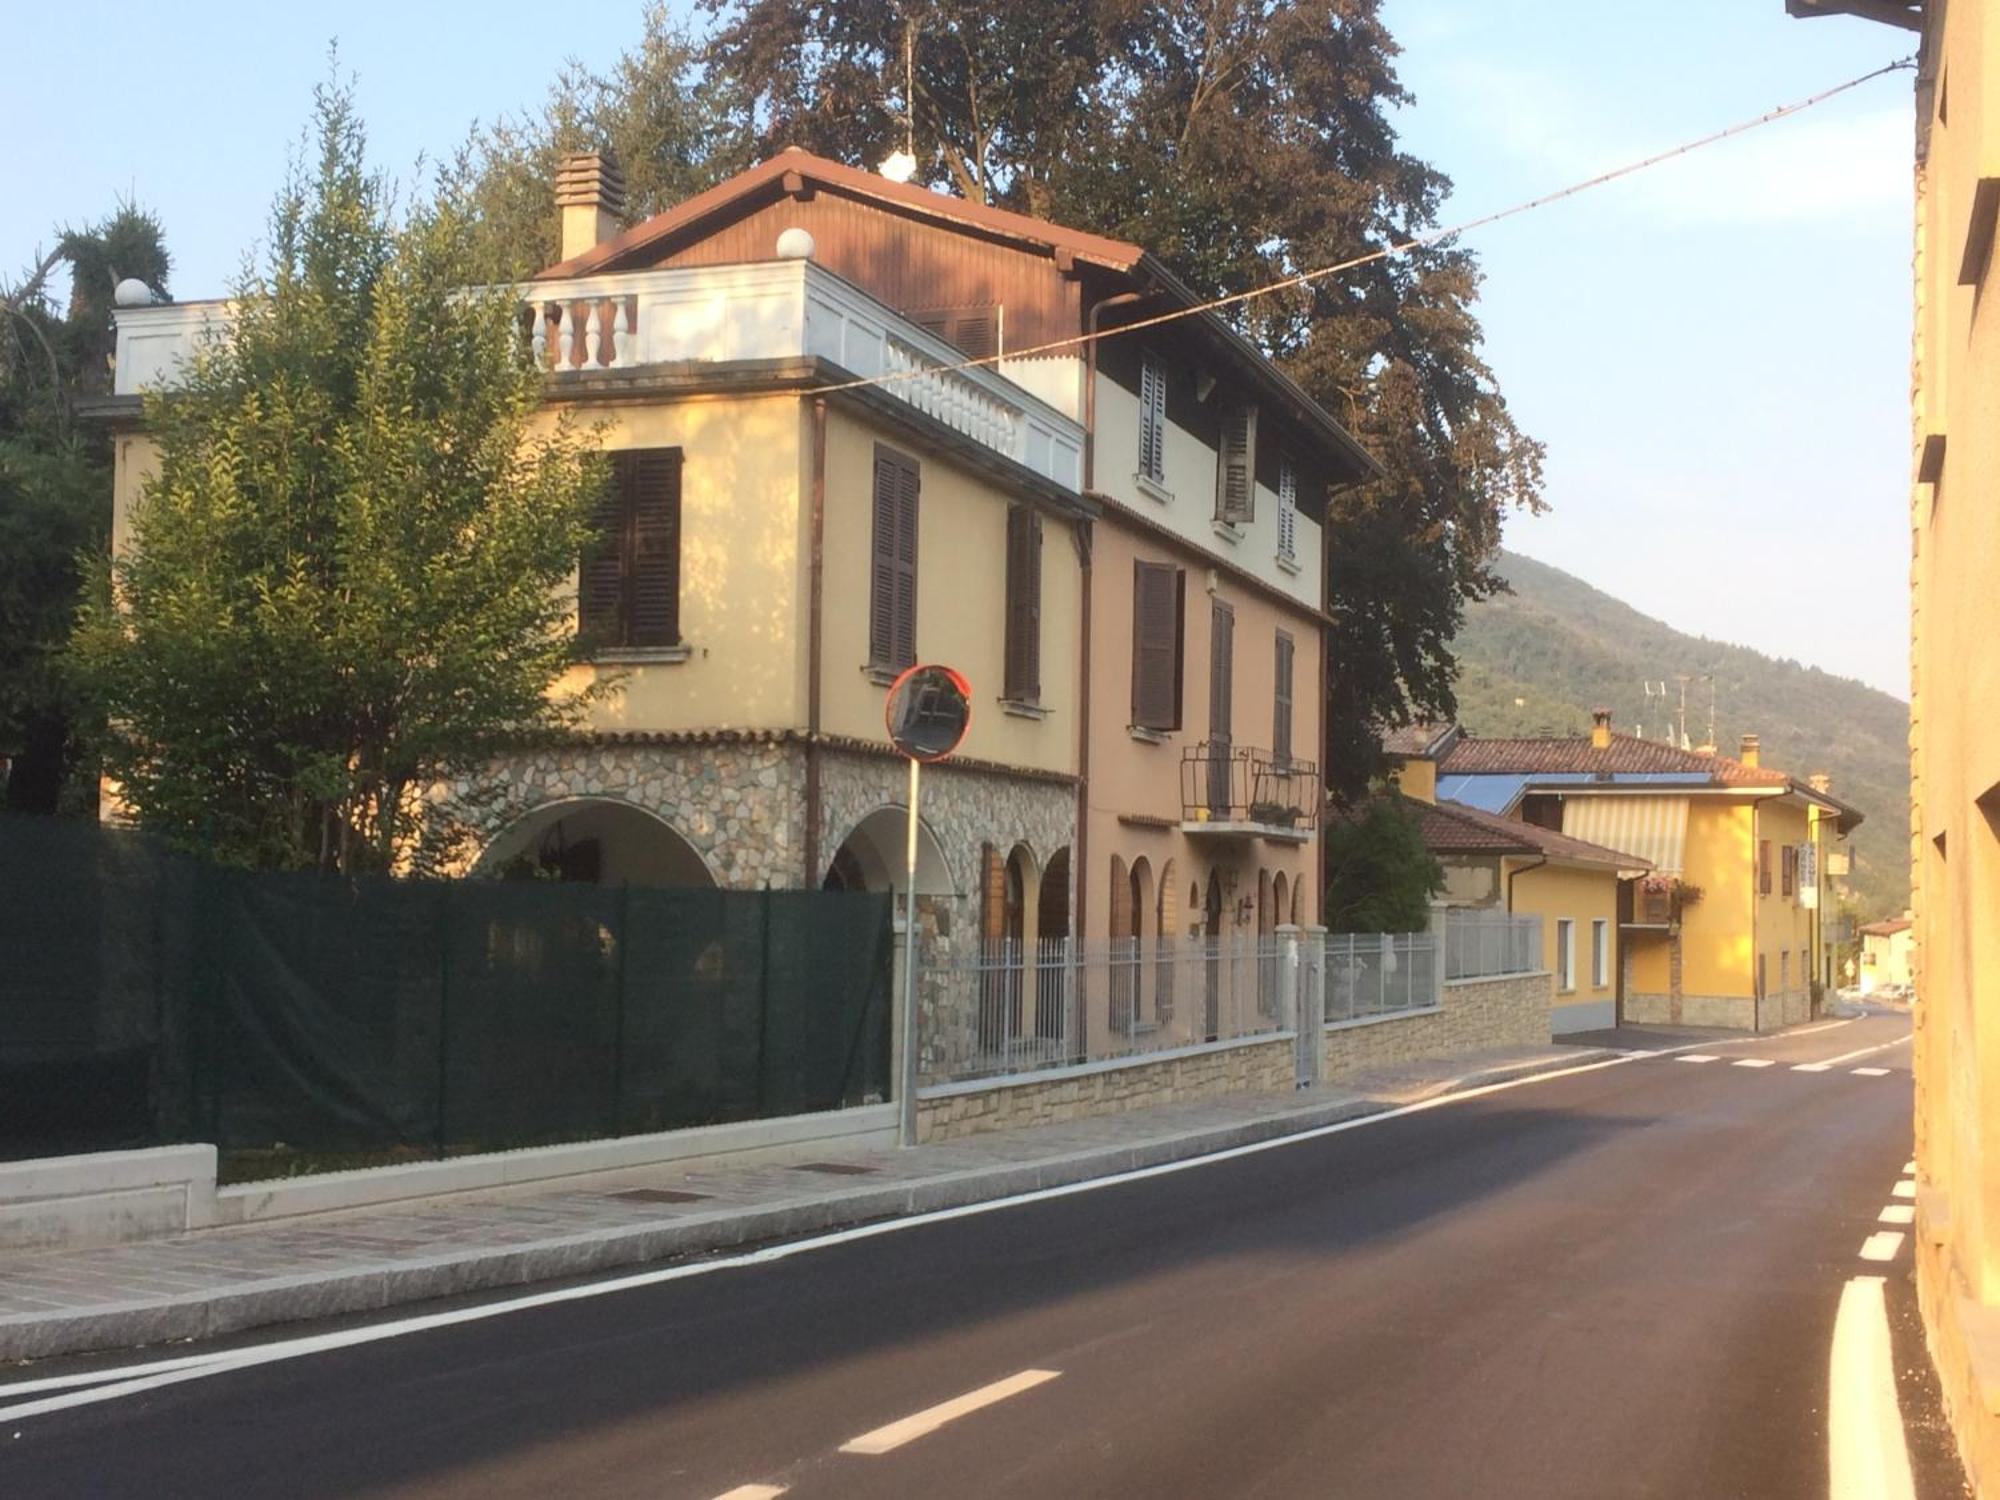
[1436,774,1528,813]
[1600,772,1711,785]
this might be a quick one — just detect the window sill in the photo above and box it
[1000,698,1052,721]
[1128,725,1170,746]
[593,644,691,665]
[1210,520,1244,546]
[1275,551,1301,575]
[1133,473,1175,506]
[862,663,907,687]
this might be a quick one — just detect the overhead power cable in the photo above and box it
[805,54,1917,399]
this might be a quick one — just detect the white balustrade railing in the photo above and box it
[113,260,1086,493]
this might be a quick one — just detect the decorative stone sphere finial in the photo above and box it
[776,227,816,261]
[113,278,161,308]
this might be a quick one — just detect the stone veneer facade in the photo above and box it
[450,737,1075,936]
[917,969,1555,1142]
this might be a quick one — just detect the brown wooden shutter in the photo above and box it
[1217,404,1256,523]
[1131,561,1182,730]
[870,445,920,671]
[1209,601,1234,744]
[912,306,1000,361]
[583,449,681,650]
[579,475,627,646]
[1273,631,1294,762]
[1759,839,1773,895]
[1004,505,1042,702]
[619,448,682,647]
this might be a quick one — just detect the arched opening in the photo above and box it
[1156,857,1180,1024]
[822,806,952,897]
[1109,855,1133,1030]
[476,799,715,888]
[1130,856,1155,1022]
[1257,868,1278,1018]
[1203,872,1225,1040]
[1273,871,1289,930]
[1291,873,1305,927]
[1036,848,1071,1046]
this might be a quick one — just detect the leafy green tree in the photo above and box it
[464,4,752,277]
[702,0,1545,797]
[1323,794,1442,932]
[1,208,171,813]
[70,79,607,873]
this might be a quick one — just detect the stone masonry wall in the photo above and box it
[1324,971,1553,1080]
[1626,992,1759,1030]
[917,1037,1294,1143]
[916,969,1556,1143]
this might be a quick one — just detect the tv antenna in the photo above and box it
[1641,680,1668,741]
[1673,673,1716,750]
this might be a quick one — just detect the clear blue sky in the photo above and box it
[1,1,1917,698]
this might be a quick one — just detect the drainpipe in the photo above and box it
[1075,290,1146,945]
[1505,856,1547,918]
[803,397,828,887]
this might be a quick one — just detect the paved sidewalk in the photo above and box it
[0,1043,1608,1364]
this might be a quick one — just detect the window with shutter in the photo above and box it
[1131,560,1183,731]
[1216,403,1257,524]
[1273,631,1294,763]
[869,445,921,672]
[579,448,683,652]
[1277,457,1298,561]
[1138,355,1167,484]
[1004,505,1042,703]
[1759,839,1773,895]
[1208,600,1234,812]
[912,305,1001,361]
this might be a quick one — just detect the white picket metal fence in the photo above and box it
[1324,931,1442,1023]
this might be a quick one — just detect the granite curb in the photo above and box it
[0,1047,1614,1363]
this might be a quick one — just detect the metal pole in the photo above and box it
[897,756,922,1147]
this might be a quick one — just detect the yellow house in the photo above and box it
[1387,726,1651,1035]
[99,149,1375,1053]
[1428,712,1861,1031]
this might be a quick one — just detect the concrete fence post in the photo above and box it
[1299,925,1329,1090]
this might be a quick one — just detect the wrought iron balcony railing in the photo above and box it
[1179,742,1319,835]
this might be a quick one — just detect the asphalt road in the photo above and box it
[0,1012,1946,1499]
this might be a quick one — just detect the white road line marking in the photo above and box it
[1828,1276,1916,1500]
[1793,1063,1831,1072]
[1678,1054,1720,1063]
[839,1369,1061,1456]
[0,1036,1748,1423]
[1733,1058,1777,1069]
[1814,1035,1914,1069]
[1787,1019,1858,1038]
[1880,1205,1916,1225]
[1905,1160,1916,1172]
[713,1486,788,1500]
[1859,1231,1906,1262]
[1853,1067,1891,1077]
[1893,1180,1916,1200]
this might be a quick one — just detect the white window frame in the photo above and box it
[1591,918,1609,989]
[1557,918,1575,993]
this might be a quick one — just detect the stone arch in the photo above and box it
[822,804,952,896]
[1291,874,1305,927]
[1273,871,1290,930]
[473,797,717,887]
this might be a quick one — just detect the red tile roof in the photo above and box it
[1859,917,1912,937]
[1439,730,1791,788]
[1380,722,1460,759]
[538,148,1146,282]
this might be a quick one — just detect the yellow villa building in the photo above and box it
[97,147,1374,1057]
[1393,714,1860,1032]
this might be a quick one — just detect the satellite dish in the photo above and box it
[885,664,971,762]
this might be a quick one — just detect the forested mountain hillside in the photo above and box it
[1450,551,1910,919]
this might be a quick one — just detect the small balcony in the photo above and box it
[1179,743,1319,843]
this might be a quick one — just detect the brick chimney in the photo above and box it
[1809,771,1832,794]
[1739,733,1761,769]
[555,151,627,263]
[1591,708,1612,750]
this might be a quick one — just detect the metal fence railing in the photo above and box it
[1438,907,1544,981]
[1325,931,1441,1023]
[919,934,1295,1087]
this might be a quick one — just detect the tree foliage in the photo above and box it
[1,207,170,813]
[69,79,607,873]
[701,0,1545,797]
[464,4,752,278]
[1322,794,1443,933]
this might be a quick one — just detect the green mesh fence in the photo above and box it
[0,817,893,1176]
